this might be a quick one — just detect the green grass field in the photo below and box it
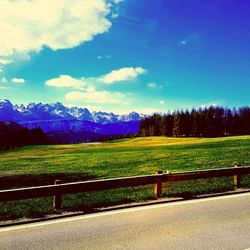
[0,136,250,221]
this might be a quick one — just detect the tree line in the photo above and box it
[138,106,250,137]
[0,122,48,150]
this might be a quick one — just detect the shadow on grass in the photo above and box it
[0,173,94,190]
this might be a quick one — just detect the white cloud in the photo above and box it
[177,34,202,47]
[86,87,96,92]
[83,105,102,112]
[0,0,121,58]
[159,100,165,105]
[11,78,25,84]
[200,103,218,108]
[45,75,86,88]
[178,40,187,46]
[97,55,112,60]
[46,66,147,89]
[138,108,164,115]
[111,0,124,3]
[1,77,7,83]
[134,67,147,75]
[147,82,156,88]
[0,86,10,90]
[0,58,12,71]
[66,103,102,112]
[65,90,126,104]
[111,13,119,18]
[46,66,146,105]
[84,105,102,111]
[138,108,156,115]
[0,58,12,65]
[99,67,147,84]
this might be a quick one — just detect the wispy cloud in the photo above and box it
[111,0,124,3]
[0,86,10,90]
[86,87,96,92]
[11,78,25,84]
[65,90,126,104]
[0,58,12,72]
[66,104,102,112]
[177,33,202,47]
[0,58,12,65]
[177,40,187,46]
[199,103,219,108]
[99,67,147,84]
[138,108,165,115]
[97,55,112,60]
[147,82,157,88]
[1,77,7,83]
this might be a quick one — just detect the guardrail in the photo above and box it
[0,164,249,209]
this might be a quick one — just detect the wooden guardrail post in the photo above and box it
[154,171,163,198]
[233,164,241,188]
[53,179,62,209]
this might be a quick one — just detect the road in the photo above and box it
[1,192,250,250]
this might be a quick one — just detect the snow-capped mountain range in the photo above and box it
[0,99,146,124]
[0,99,146,143]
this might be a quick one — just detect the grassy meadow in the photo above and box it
[0,136,250,220]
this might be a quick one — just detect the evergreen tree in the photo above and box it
[138,106,250,138]
[173,111,181,137]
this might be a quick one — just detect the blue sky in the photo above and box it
[0,0,249,114]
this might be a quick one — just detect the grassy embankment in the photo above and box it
[0,136,249,220]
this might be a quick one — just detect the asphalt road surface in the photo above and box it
[1,192,250,250]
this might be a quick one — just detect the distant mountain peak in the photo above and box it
[0,99,146,124]
[0,99,14,110]
[0,99,12,105]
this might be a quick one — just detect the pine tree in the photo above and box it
[173,111,181,137]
